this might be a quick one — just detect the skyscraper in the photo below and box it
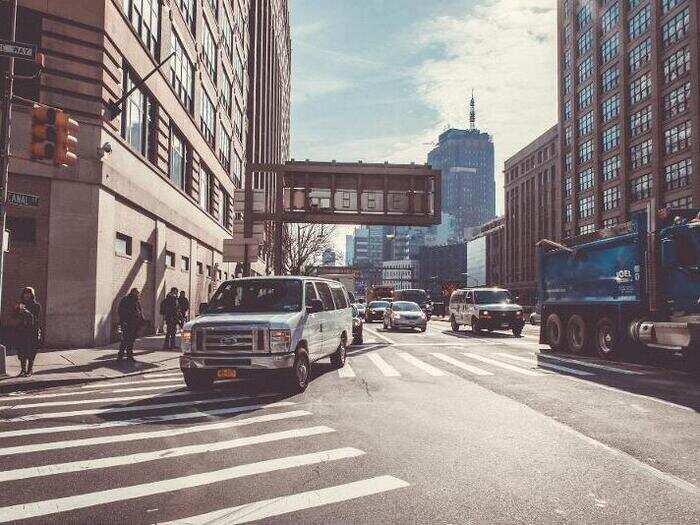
[427,94,496,241]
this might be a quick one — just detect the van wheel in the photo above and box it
[286,350,310,393]
[472,318,482,334]
[545,313,565,351]
[450,316,459,332]
[567,315,588,354]
[182,370,215,391]
[331,336,347,368]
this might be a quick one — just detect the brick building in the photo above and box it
[0,0,289,347]
[558,0,699,240]
[504,125,559,306]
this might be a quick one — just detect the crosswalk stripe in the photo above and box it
[533,353,646,375]
[0,401,296,439]
[0,447,365,523]
[0,408,310,456]
[111,385,187,393]
[1,393,278,423]
[461,353,545,376]
[430,353,493,376]
[337,361,356,378]
[164,475,410,524]
[366,353,400,377]
[497,353,595,376]
[396,352,448,376]
[81,377,184,389]
[2,390,195,409]
[0,426,335,482]
[141,372,182,378]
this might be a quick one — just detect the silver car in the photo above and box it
[383,301,428,332]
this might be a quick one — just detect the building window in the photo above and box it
[140,241,153,261]
[221,10,233,60]
[579,223,595,235]
[578,168,594,192]
[663,81,691,119]
[602,125,620,152]
[563,74,572,95]
[122,0,159,56]
[603,186,620,211]
[563,49,572,71]
[601,65,619,93]
[174,0,195,33]
[169,128,188,190]
[221,70,233,116]
[600,34,619,64]
[579,195,595,219]
[578,111,593,136]
[563,100,572,121]
[206,264,212,277]
[666,196,692,208]
[602,95,620,123]
[170,32,194,112]
[628,0,642,8]
[665,158,692,190]
[628,5,651,40]
[578,139,594,164]
[121,68,157,162]
[578,56,593,83]
[663,47,690,84]
[630,173,652,201]
[197,261,203,275]
[181,256,190,271]
[565,202,573,223]
[664,120,692,154]
[115,232,132,256]
[629,73,651,105]
[202,20,217,81]
[200,168,212,212]
[628,38,651,73]
[565,152,573,172]
[233,151,243,187]
[662,0,686,15]
[662,8,689,47]
[576,3,592,30]
[603,217,620,228]
[222,190,231,229]
[564,125,572,146]
[602,155,621,181]
[206,0,217,17]
[165,250,175,268]
[630,139,652,170]
[200,92,216,147]
[218,127,231,172]
[578,83,593,110]
[601,4,619,33]
[629,105,652,138]
[578,29,592,56]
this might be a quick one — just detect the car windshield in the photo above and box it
[400,291,428,303]
[392,301,422,312]
[474,290,512,304]
[369,301,389,308]
[207,279,302,313]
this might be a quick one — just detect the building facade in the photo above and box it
[0,0,289,347]
[381,259,419,290]
[481,216,506,288]
[418,243,468,299]
[504,125,559,306]
[558,0,699,240]
[345,234,354,265]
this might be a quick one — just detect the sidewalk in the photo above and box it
[0,335,181,394]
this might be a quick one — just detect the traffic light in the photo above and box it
[30,105,79,166]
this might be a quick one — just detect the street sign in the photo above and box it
[8,191,39,207]
[0,39,36,61]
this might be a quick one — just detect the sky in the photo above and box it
[289,0,558,257]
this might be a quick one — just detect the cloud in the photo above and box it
[292,78,352,104]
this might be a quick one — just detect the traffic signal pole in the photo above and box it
[0,0,18,315]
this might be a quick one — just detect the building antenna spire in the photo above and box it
[469,89,476,131]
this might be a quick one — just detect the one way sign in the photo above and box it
[0,40,37,61]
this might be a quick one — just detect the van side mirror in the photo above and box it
[660,239,677,267]
[306,299,324,314]
[198,302,208,314]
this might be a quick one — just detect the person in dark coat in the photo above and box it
[9,303,35,377]
[18,287,41,376]
[118,288,143,361]
[177,291,190,329]
[160,287,179,350]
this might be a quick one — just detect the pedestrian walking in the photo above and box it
[160,287,179,350]
[16,287,42,376]
[117,288,143,361]
[8,302,35,377]
[177,290,190,329]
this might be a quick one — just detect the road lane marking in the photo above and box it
[534,353,647,375]
[1,390,195,409]
[0,401,296,439]
[363,327,395,344]
[0,448,365,523]
[346,343,384,356]
[81,377,184,389]
[366,353,401,377]
[0,426,335,482]
[430,353,493,376]
[496,353,595,376]
[337,361,356,378]
[141,372,182,378]
[396,352,448,376]
[0,393,280,423]
[461,353,545,376]
[0,408,310,456]
[164,475,410,524]
[111,385,188,393]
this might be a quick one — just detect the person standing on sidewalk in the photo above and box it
[17,287,42,376]
[8,302,35,377]
[177,290,190,329]
[118,288,143,361]
[160,287,179,350]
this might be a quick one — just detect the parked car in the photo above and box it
[180,276,353,392]
[383,301,428,332]
[352,305,364,344]
[352,302,366,318]
[365,300,390,322]
[448,287,525,337]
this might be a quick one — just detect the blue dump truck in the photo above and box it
[537,207,700,369]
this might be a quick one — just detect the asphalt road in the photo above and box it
[0,321,698,524]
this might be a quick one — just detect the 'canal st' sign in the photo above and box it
[8,192,39,207]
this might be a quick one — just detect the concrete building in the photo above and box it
[382,259,419,290]
[480,216,506,288]
[0,0,289,347]
[504,125,559,306]
[558,0,699,239]
[465,235,486,286]
[345,234,354,265]
[427,94,495,242]
[418,243,467,299]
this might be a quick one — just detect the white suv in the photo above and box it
[180,276,353,392]
[449,287,525,337]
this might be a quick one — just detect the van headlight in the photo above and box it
[270,329,291,352]
[181,330,192,353]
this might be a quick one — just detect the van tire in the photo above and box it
[471,318,482,334]
[450,316,460,332]
[567,315,588,354]
[285,349,310,393]
[545,313,565,351]
[331,335,347,368]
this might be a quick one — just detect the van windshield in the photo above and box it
[207,279,303,313]
[474,290,512,304]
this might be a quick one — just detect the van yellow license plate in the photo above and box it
[217,368,237,379]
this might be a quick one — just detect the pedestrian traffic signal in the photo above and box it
[30,105,79,166]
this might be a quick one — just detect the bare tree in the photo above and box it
[282,223,337,275]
